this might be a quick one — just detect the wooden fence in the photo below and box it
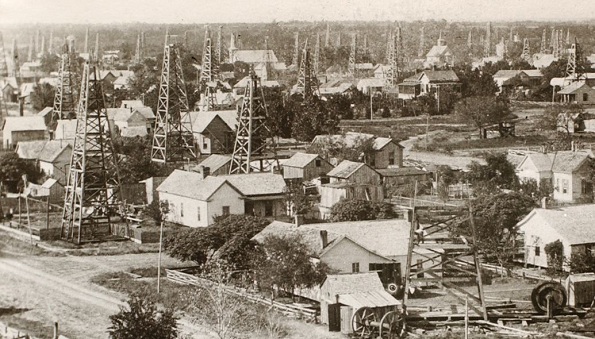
[166,268,318,319]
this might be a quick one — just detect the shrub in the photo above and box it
[330,199,395,222]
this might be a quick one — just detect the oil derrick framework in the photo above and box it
[151,34,197,164]
[61,62,123,244]
[540,29,548,54]
[200,27,217,111]
[52,45,80,123]
[214,25,223,76]
[566,38,584,81]
[402,206,488,322]
[292,32,299,68]
[0,32,8,77]
[347,33,356,78]
[384,29,397,92]
[296,40,319,100]
[229,73,273,174]
[313,33,321,75]
[521,38,531,62]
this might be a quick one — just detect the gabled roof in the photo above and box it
[3,116,47,132]
[37,107,54,117]
[134,107,155,120]
[373,137,401,150]
[518,152,555,172]
[233,50,279,63]
[327,160,366,179]
[223,173,286,196]
[558,82,593,95]
[523,70,543,78]
[1,77,18,90]
[190,110,237,133]
[357,77,385,88]
[197,154,231,173]
[518,205,595,245]
[377,167,428,177]
[426,45,451,58]
[551,152,589,173]
[253,218,412,258]
[38,140,72,163]
[323,272,385,294]
[157,169,230,200]
[41,178,60,189]
[282,152,321,168]
[121,126,148,137]
[120,100,144,109]
[493,70,523,79]
[16,140,48,159]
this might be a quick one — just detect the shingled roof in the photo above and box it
[282,153,320,168]
[518,205,595,245]
[327,160,366,179]
[157,170,231,200]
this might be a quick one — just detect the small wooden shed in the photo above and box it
[319,272,400,333]
[565,273,595,307]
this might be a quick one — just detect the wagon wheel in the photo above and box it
[379,310,405,339]
[351,307,377,338]
[531,282,567,314]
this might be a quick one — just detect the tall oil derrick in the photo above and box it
[540,29,547,54]
[313,33,321,75]
[134,33,142,64]
[521,38,531,62]
[362,34,368,58]
[27,35,34,62]
[49,31,53,55]
[395,27,403,78]
[484,22,492,57]
[552,30,559,58]
[384,29,397,92]
[418,27,425,57]
[347,33,356,78]
[214,25,223,76]
[35,30,40,55]
[550,28,556,53]
[467,29,472,48]
[84,27,89,54]
[60,61,123,244]
[566,29,570,45]
[292,32,299,68]
[12,38,19,78]
[325,23,330,47]
[151,34,197,164]
[558,29,565,57]
[200,26,217,111]
[0,32,8,77]
[52,42,80,123]
[566,38,584,81]
[402,206,488,323]
[263,36,270,81]
[94,33,100,63]
[385,30,393,64]
[40,36,45,57]
[296,40,319,100]
[229,72,273,174]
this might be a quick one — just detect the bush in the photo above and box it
[108,296,178,339]
[330,199,395,222]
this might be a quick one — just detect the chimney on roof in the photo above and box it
[320,230,328,248]
[201,166,210,178]
[541,197,548,209]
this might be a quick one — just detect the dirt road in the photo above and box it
[401,134,485,170]
[0,253,216,339]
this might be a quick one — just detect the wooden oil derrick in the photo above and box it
[0,32,8,77]
[214,25,223,76]
[295,39,319,101]
[60,61,123,244]
[384,29,397,92]
[347,33,356,78]
[540,29,547,54]
[151,33,197,163]
[199,26,218,111]
[402,205,488,323]
[292,32,299,68]
[566,38,584,81]
[229,72,274,174]
[521,38,531,63]
[52,42,80,123]
[313,33,321,75]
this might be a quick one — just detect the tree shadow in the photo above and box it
[0,307,30,316]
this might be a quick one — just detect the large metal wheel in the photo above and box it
[531,281,567,314]
[351,307,377,338]
[379,310,405,339]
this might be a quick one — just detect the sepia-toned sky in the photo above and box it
[1,0,595,24]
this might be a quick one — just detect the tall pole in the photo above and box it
[157,218,164,293]
[370,91,373,121]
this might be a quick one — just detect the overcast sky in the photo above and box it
[1,0,595,24]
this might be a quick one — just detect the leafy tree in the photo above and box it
[253,234,331,299]
[515,178,554,204]
[145,199,169,224]
[452,192,535,273]
[466,153,519,194]
[330,199,395,222]
[39,53,61,74]
[164,215,269,270]
[108,296,177,339]
[324,94,354,120]
[539,103,584,136]
[306,133,375,163]
[544,240,564,274]
[0,153,43,192]
[454,65,499,98]
[568,251,595,274]
[284,182,314,217]
[112,135,170,184]
[290,95,339,142]
[264,86,293,138]
[455,96,511,139]
[31,83,56,111]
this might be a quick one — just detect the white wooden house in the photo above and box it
[2,117,47,149]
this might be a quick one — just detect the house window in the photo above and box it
[535,246,541,256]
[264,201,273,217]
[222,206,230,216]
[197,206,201,221]
[180,203,184,217]
[352,262,360,273]
[563,179,569,194]
[370,156,376,168]
[584,93,589,102]
[315,159,321,167]
[389,152,395,165]
[203,139,208,150]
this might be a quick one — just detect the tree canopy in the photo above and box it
[31,83,55,112]
[455,96,511,138]
[330,199,395,222]
[108,296,178,339]
[0,152,44,192]
[466,153,519,194]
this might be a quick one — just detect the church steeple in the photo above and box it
[437,31,445,47]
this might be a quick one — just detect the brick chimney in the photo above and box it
[320,230,328,248]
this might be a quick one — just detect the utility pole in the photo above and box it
[348,33,356,78]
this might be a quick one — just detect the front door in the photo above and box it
[328,303,341,332]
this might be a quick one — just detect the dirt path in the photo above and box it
[0,254,216,339]
[401,134,485,169]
